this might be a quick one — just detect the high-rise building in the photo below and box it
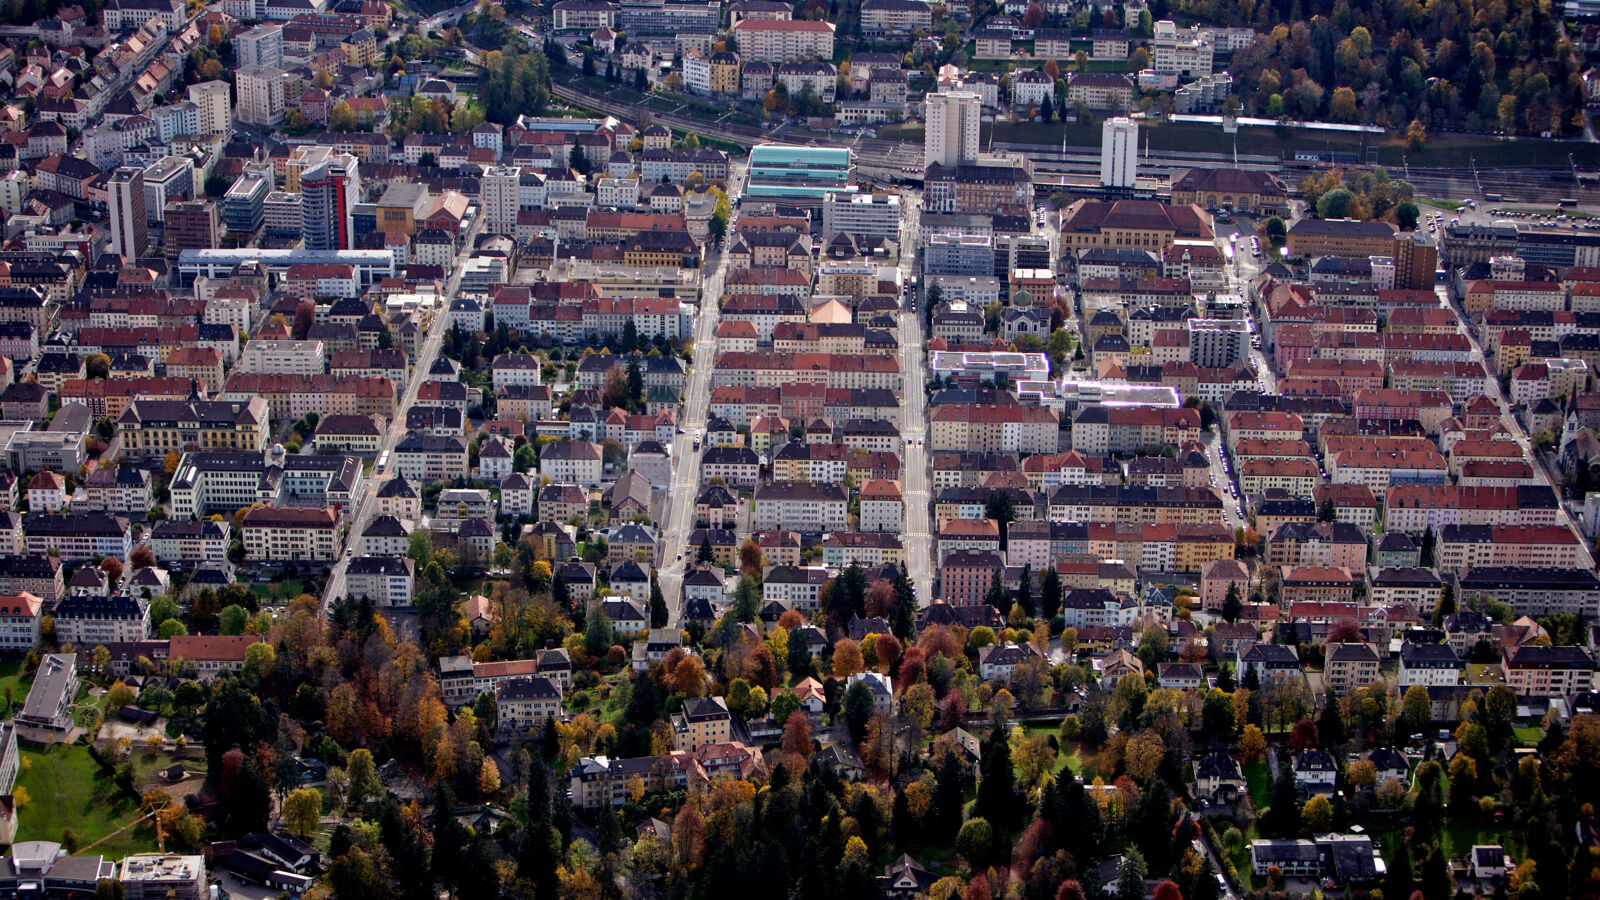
[925,90,980,169]
[234,65,285,127]
[187,81,232,136]
[108,167,148,262]
[301,154,360,251]
[481,166,522,234]
[1100,116,1138,189]
[163,199,221,259]
[235,23,284,69]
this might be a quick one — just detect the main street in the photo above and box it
[321,210,489,611]
[655,165,745,623]
[896,198,934,607]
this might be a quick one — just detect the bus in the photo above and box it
[1560,198,1579,208]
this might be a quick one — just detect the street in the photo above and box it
[654,164,745,621]
[896,195,934,607]
[320,206,490,611]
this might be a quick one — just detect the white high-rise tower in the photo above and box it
[1100,117,1139,189]
[925,90,981,168]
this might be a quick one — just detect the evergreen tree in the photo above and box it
[1040,565,1062,620]
[1266,753,1299,837]
[1317,689,1345,748]
[1383,840,1415,900]
[1433,582,1457,627]
[1016,563,1034,617]
[934,750,967,839]
[1221,581,1242,623]
[891,564,915,640]
[975,732,1016,830]
[698,533,714,564]
[431,786,465,891]
[985,567,1008,612]
[649,572,668,627]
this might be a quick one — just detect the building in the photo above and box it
[822,191,902,240]
[672,695,733,749]
[345,556,416,607]
[1066,72,1135,111]
[497,677,564,735]
[1058,199,1213,254]
[925,90,980,168]
[241,507,338,562]
[235,22,285,68]
[52,595,149,647]
[1398,642,1463,686]
[164,200,221,258]
[234,65,286,127]
[0,593,40,653]
[17,653,77,734]
[118,855,205,900]
[1100,117,1137,189]
[1170,167,1289,216]
[301,153,359,251]
[108,167,148,262]
[1502,644,1595,697]
[1324,642,1379,691]
[118,397,269,460]
[731,19,835,62]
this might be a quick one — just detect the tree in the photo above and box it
[955,817,995,870]
[1401,684,1432,737]
[1040,566,1062,620]
[602,366,630,410]
[1396,200,1421,231]
[1237,724,1266,762]
[832,639,864,678]
[346,749,379,811]
[1301,795,1332,833]
[1329,86,1358,121]
[583,605,612,660]
[1221,582,1242,623]
[649,573,668,628]
[842,680,875,743]
[292,300,316,340]
[281,787,322,836]
[1152,882,1183,900]
[1317,188,1354,219]
[1117,848,1148,900]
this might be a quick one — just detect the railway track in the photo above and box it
[552,78,1600,203]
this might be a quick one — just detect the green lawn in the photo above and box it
[1244,760,1271,810]
[1021,726,1081,776]
[0,661,30,718]
[1513,726,1545,746]
[1420,198,1465,210]
[15,744,158,857]
[249,579,306,603]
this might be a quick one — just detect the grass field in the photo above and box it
[1513,725,1545,746]
[0,661,30,717]
[249,579,306,603]
[1244,760,1271,810]
[1420,198,1466,210]
[15,744,158,857]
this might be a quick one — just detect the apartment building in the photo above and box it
[241,506,339,562]
[752,481,849,532]
[117,397,270,460]
[1503,644,1594,698]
